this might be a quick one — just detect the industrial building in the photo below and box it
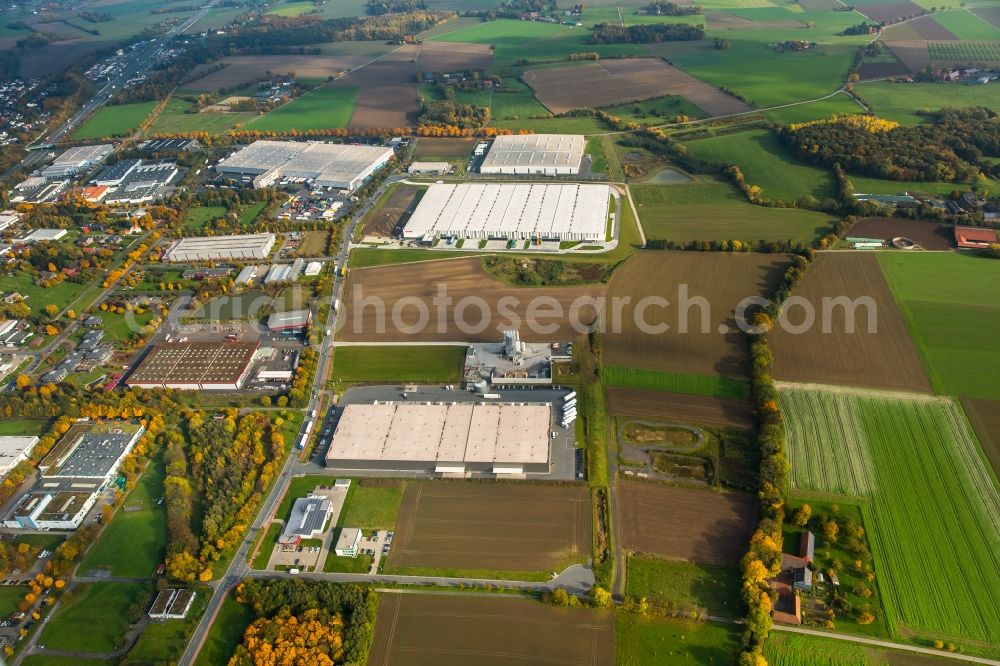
[40,144,114,178]
[149,589,197,620]
[480,134,584,175]
[140,138,201,153]
[278,495,333,545]
[126,341,260,390]
[94,160,179,204]
[402,183,610,242]
[325,402,552,476]
[0,436,39,476]
[215,140,395,191]
[335,527,362,557]
[267,309,312,332]
[408,161,453,175]
[21,228,68,243]
[162,233,276,262]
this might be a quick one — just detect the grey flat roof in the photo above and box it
[48,430,136,478]
[267,310,311,329]
[481,134,584,169]
[217,140,394,185]
[283,496,331,539]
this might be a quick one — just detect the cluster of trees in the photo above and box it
[778,107,1000,183]
[234,580,379,665]
[644,1,702,16]
[588,21,704,43]
[420,90,491,129]
[840,21,879,35]
[366,0,426,14]
[229,609,345,666]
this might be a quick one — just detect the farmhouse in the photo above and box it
[126,341,260,390]
[216,140,395,190]
[402,183,610,242]
[480,134,584,175]
[954,225,997,249]
[162,233,276,262]
[325,402,552,476]
[769,530,816,625]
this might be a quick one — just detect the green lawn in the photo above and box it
[0,587,26,618]
[148,98,257,135]
[615,613,741,665]
[631,178,833,243]
[879,252,1000,400]
[847,173,969,197]
[252,523,282,570]
[340,482,404,530]
[324,548,373,573]
[71,101,157,140]
[604,95,706,124]
[248,86,359,132]
[95,308,157,344]
[332,345,466,383]
[682,128,838,203]
[855,80,1000,126]
[0,418,51,436]
[126,589,208,664]
[626,556,742,619]
[40,583,149,653]
[193,594,252,666]
[0,273,87,315]
[781,387,1000,649]
[604,365,750,400]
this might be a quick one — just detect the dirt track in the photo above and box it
[617,479,755,566]
[523,58,752,117]
[606,386,754,429]
[769,253,932,393]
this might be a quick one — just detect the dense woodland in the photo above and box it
[778,107,1000,183]
[365,0,426,14]
[588,22,704,43]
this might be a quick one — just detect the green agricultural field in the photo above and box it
[631,178,833,243]
[604,365,750,400]
[764,632,876,666]
[762,93,864,125]
[148,98,257,136]
[332,345,466,383]
[616,613,741,665]
[71,101,157,140]
[626,557,742,618]
[267,0,319,16]
[929,41,1000,62]
[846,174,966,197]
[682,128,837,203]
[855,81,1000,125]
[341,482,405,530]
[248,86,359,132]
[39,582,150,653]
[879,252,1000,400]
[929,10,1000,41]
[781,388,1000,648]
[604,96,706,124]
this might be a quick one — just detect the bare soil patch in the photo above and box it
[769,253,932,392]
[857,61,912,80]
[387,482,592,572]
[362,185,422,236]
[523,58,751,117]
[603,251,790,378]
[413,137,475,158]
[185,54,370,91]
[961,397,1000,481]
[369,594,614,666]
[885,40,931,71]
[856,2,925,24]
[418,41,493,73]
[846,217,953,251]
[706,12,807,30]
[606,387,754,429]
[907,15,959,40]
[340,257,606,342]
[333,60,421,129]
[19,39,95,78]
[617,479,755,566]
[971,6,1000,30]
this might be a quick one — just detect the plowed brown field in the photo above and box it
[185,54,369,91]
[332,60,421,129]
[386,482,592,572]
[369,595,614,666]
[339,257,606,342]
[603,251,790,377]
[770,253,931,392]
[846,218,952,251]
[523,58,752,116]
[857,2,925,24]
[418,41,494,72]
[617,480,755,566]
[962,397,1000,480]
[606,387,754,429]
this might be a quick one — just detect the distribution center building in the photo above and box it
[126,341,260,390]
[215,140,395,190]
[325,403,552,476]
[0,436,39,476]
[480,134,584,175]
[162,233,276,262]
[402,183,610,242]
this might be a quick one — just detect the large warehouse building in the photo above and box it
[216,140,395,190]
[126,341,259,390]
[480,134,584,175]
[162,233,276,262]
[325,403,551,476]
[402,183,610,242]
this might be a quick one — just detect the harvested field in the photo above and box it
[185,54,369,91]
[332,60,421,129]
[845,217,952,250]
[885,40,931,71]
[799,0,840,9]
[361,185,422,236]
[339,257,606,342]
[961,397,1000,480]
[386,482,592,572]
[857,61,911,79]
[905,15,958,40]
[617,480,755,566]
[412,137,475,158]
[369,594,614,666]
[856,2,925,24]
[706,12,807,30]
[770,253,932,393]
[606,387,754,429]
[603,251,790,378]
[522,58,751,117]
[971,6,1000,30]
[418,41,493,73]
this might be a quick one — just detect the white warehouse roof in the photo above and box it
[403,183,610,241]
[216,140,394,190]
[162,233,276,262]
[480,134,584,174]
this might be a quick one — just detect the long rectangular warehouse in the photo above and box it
[216,140,395,190]
[162,233,276,262]
[126,341,259,390]
[402,183,610,241]
[326,403,551,475]
[480,134,584,175]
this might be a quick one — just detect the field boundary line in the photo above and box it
[771,626,1000,666]
[623,185,646,247]
[775,381,947,402]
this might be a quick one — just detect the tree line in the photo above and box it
[588,21,704,43]
[644,1,702,16]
